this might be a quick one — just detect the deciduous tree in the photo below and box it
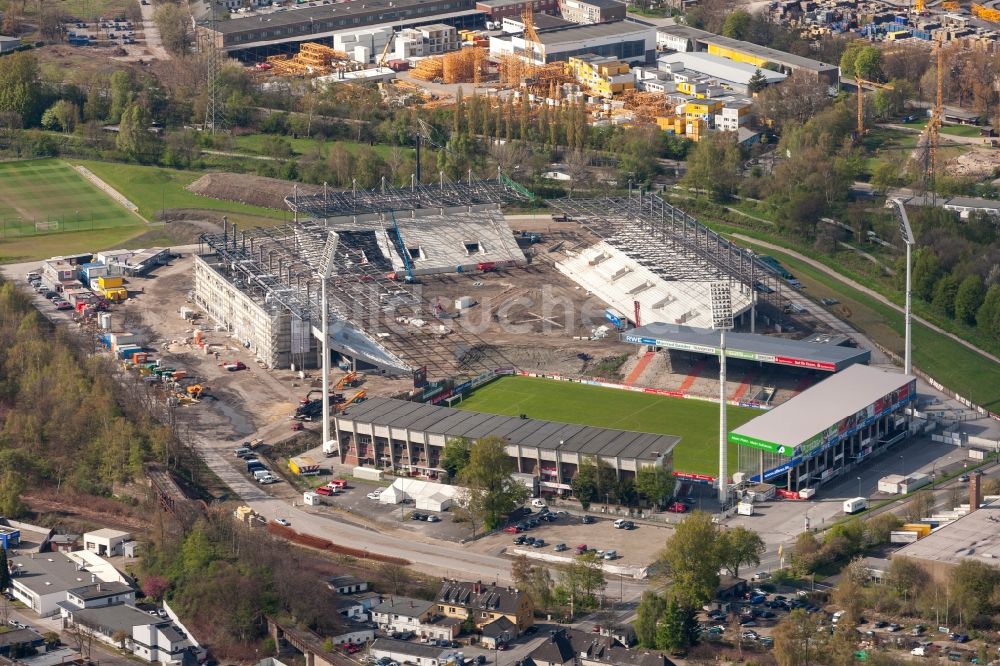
[459,436,529,531]
[716,526,765,578]
[635,465,674,509]
[657,511,721,608]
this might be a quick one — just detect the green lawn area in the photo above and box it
[738,244,1000,412]
[0,159,142,237]
[73,160,287,226]
[457,375,760,477]
[941,124,985,138]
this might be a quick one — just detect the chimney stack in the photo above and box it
[970,471,983,510]
[474,581,481,594]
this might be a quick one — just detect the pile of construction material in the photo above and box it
[411,47,488,83]
[266,42,354,76]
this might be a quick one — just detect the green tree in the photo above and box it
[437,131,479,180]
[634,591,666,648]
[657,511,721,608]
[154,3,191,56]
[617,126,662,184]
[747,68,769,94]
[116,103,162,164]
[976,284,1000,337]
[634,465,674,508]
[854,46,884,82]
[458,436,529,531]
[109,70,134,124]
[526,564,554,611]
[441,437,472,480]
[716,526,765,578]
[912,247,942,302]
[772,609,821,666]
[354,146,386,189]
[655,596,687,653]
[682,131,741,200]
[931,273,960,318]
[555,551,606,617]
[722,10,751,39]
[0,546,11,591]
[0,52,41,126]
[0,471,27,518]
[954,274,985,325]
[951,559,1000,621]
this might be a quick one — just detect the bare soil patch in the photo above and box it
[187,172,323,209]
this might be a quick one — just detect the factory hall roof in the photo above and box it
[213,0,470,35]
[339,396,679,461]
[893,498,1000,568]
[534,20,653,46]
[656,24,837,72]
[659,51,786,86]
[729,365,915,450]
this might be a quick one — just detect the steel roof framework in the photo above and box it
[284,173,534,218]
[547,192,782,309]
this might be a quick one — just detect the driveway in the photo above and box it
[137,0,170,60]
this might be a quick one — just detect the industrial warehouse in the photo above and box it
[334,395,679,488]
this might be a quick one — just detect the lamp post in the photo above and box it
[320,232,340,458]
[710,281,735,507]
[857,475,862,498]
[887,198,915,376]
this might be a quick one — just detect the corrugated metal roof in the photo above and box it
[730,365,914,448]
[658,52,786,87]
[341,397,679,460]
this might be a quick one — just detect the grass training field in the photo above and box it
[0,159,142,236]
[74,160,287,226]
[457,376,760,477]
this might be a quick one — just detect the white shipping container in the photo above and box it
[353,466,384,481]
[737,501,754,516]
[455,296,476,309]
[890,530,919,544]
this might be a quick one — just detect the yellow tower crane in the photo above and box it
[521,5,540,83]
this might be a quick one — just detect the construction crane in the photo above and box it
[389,209,417,283]
[377,31,395,68]
[913,0,926,13]
[521,5,540,82]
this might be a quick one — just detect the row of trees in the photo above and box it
[511,551,606,619]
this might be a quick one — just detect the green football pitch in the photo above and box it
[456,376,761,477]
[0,159,142,237]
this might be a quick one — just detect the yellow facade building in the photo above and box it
[565,54,634,99]
[436,580,534,635]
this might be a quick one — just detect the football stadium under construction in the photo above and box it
[192,176,787,387]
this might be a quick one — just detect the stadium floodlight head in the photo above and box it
[710,281,733,507]
[320,231,341,457]
[886,198,914,376]
[710,282,734,330]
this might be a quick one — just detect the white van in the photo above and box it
[531,498,547,509]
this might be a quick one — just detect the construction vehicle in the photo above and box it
[337,389,367,412]
[186,384,207,399]
[334,371,362,390]
[222,360,246,371]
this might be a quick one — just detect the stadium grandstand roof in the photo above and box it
[211,0,466,35]
[339,396,681,460]
[622,324,870,371]
[729,365,915,451]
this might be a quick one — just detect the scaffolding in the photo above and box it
[284,172,534,218]
[547,192,783,311]
[197,210,518,381]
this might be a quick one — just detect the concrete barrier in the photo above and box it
[507,547,649,579]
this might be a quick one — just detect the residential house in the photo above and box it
[530,629,677,666]
[371,596,460,641]
[436,580,534,636]
[480,616,515,648]
[47,534,81,553]
[335,591,381,621]
[64,581,136,611]
[0,628,45,658]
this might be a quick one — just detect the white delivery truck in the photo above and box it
[843,497,868,514]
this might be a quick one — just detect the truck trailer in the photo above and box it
[843,497,869,514]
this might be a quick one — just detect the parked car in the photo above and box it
[613,519,628,529]
[666,502,688,513]
[426,515,440,523]
[531,498,547,508]
[575,544,588,554]
[315,486,334,496]
[532,539,545,548]
[581,515,595,524]
[911,624,926,636]
[504,526,521,534]
[749,595,766,605]
[554,543,567,552]
[603,549,617,560]
[273,518,290,526]
[513,535,527,545]
[888,623,902,632]
[367,490,383,500]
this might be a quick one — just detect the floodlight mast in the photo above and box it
[710,281,735,507]
[887,198,915,376]
[321,232,340,457]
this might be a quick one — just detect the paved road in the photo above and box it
[732,234,1000,368]
[137,0,170,60]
